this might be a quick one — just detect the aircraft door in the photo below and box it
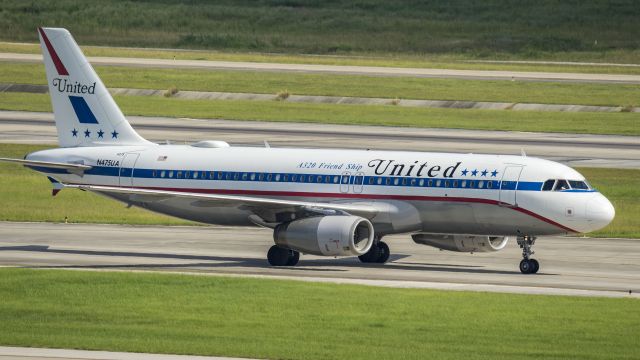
[353,172,364,193]
[340,171,351,193]
[499,165,523,206]
[119,153,140,187]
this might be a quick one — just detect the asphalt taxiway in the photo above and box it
[3,52,640,84]
[1,222,638,298]
[1,111,639,169]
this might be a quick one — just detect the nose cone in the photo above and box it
[585,193,615,232]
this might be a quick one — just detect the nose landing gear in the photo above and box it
[517,235,539,274]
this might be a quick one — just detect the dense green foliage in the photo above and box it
[1,0,639,60]
[0,143,637,238]
[0,269,637,359]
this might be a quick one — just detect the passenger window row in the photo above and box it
[147,169,500,189]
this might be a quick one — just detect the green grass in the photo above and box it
[2,0,640,65]
[3,62,640,107]
[0,268,637,360]
[0,144,637,238]
[1,92,638,136]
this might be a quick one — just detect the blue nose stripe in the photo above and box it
[69,96,99,124]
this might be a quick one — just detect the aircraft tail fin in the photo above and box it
[37,27,151,147]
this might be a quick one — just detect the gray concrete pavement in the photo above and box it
[1,111,638,169]
[2,52,640,84]
[0,346,253,360]
[1,222,638,298]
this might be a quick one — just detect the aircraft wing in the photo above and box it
[66,183,379,225]
[0,157,92,175]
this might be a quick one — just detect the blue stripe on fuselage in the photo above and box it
[28,164,570,192]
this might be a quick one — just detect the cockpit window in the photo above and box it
[542,179,555,191]
[568,180,590,190]
[553,179,570,191]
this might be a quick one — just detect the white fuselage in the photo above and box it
[26,144,615,236]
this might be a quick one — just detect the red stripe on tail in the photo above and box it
[38,27,69,76]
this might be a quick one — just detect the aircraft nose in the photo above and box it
[585,193,615,232]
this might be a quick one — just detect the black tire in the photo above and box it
[529,259,540,274]
[286,250,300,266]
[376,241,390,263]
[519,259,532,274]
[358,243,381,263]
[267,245,291,266]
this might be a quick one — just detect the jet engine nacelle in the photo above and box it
[412,233,508,253]
[274,216,375,256]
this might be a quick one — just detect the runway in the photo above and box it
[1,222,638,298]
[1,111,638,169]
[0,346,251,360]
[2,52,640,84]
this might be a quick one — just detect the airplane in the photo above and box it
[0,28,615,274]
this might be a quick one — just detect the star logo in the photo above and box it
[97,129,104,138]
[111,130,119,139]
[481,169,488,177]
[471,169,478,176]
[71,128,78,137]
[84,129,91,138]
[461,169,469,176]
[491,169,498,177]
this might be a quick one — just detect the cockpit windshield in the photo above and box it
[554,180,570,191]
[568,180,590,190]
[541,179,591,191]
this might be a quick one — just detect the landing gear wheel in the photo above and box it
[517,235,539,274]
[267,245,299,266]
[358,241,390,264]
[286,250,300,266]
[519,259,540,274]
[358,244,380,263]
[519,259,532,274]
[376,241,390,263]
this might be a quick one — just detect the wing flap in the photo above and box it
[66,183,379,219]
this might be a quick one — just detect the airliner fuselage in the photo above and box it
[0,27,616,274]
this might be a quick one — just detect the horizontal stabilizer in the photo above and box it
[0,157,91,176]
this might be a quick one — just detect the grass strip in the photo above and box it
[0,268,638,360]
[2,62,640,107]
[0,144,637,238]
[1,93,639,136]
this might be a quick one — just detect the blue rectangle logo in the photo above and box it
[69,95,98,124]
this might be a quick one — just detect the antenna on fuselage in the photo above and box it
[521,149,527,157]
[264,140,271,148]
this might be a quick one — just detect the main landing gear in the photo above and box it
[358,238,390,264]
[267,245,300,266]
[517,235,539,274]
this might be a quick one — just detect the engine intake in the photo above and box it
[412,234,508,253]
[274,216,375,256]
